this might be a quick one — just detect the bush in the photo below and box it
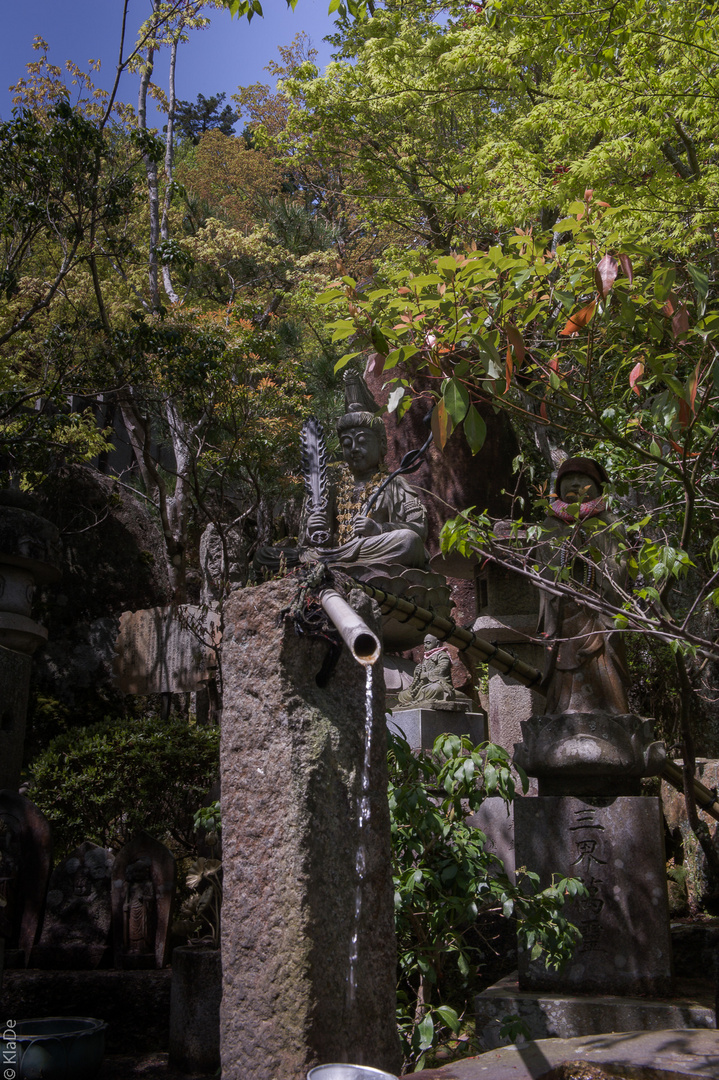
[28,712,219,858]
[389,731,583,1071]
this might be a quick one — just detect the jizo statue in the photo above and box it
[536,456,630,716]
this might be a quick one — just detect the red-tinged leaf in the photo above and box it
[596,200,610,208]
[686,361,700,411]
[584,189,594,202]
[505,345,513,393]
[506,324,526,366]
[549,353,559,374]
[431,399,453,450]
[366,351,385,379]
[672,304,690,341]
[677,396,692,430]
[559,300,596,336]
[397,287,411,295]
[540,401,548,421]
[619,254,633,284]
[595,253,619,299]
[629,360,644,396]
[662,292,678,317]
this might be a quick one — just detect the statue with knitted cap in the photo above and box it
[515,454,665,790]
[535,456,629,715]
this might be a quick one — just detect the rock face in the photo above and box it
[219,577,401,1080]
[32,466,170,709]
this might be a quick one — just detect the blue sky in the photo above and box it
[1,0,338,125]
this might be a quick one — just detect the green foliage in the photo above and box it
[179,856,223,948]
[175,92,240,145]
[389,731,583,1071]
[29,713,219,859]
[322,196,719,664]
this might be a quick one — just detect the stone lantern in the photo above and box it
[0,500,61,790]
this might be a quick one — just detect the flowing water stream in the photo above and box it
[346,662,375,1008]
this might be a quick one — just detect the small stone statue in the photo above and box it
[111,832,176,969]
[396,634,457,708]
[34,841,115,969]
[123,856,157,956]
[535,457,629,715]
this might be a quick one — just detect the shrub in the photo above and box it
[28,712,219,858]
[389,731,583,1071]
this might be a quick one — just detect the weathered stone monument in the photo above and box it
[112,604,220,695]
[512,459,672,995]
[220,577,400,1079]
[33,841,115,969]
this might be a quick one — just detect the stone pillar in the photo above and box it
[513,711,672,997]
[219,578,401,1080]
[473,553,544,755]
[515,795,672,996]
[0,503,61,790]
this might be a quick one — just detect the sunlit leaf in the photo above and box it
[431,399,453,450]
[463,404,486,455]
[559,300,596,336]
[595,253,619,299]
[442,378,469,425]
[629,360,644,396]
[619,253,634,284]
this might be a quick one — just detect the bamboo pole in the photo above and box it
[350,578,719,822]
[661,759,719,824]
[352,580,545,690]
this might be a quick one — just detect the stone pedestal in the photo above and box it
[475,972,714,1049]
[387,707,487,753]
[219,578,401,1080]
[169,946,221,1073]
[515,796,672,996]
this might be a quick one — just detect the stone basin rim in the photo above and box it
[9,1016,107,1039]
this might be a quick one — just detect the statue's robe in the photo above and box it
[535,501,629,715]
[255,467,428,574]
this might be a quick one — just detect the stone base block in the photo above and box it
[417,1028,719,1080]
[475,972,715,1050]
[387,708,487,752]
[515,795,672,995]
[169,946,221,1073]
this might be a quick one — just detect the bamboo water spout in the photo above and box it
[318,587,381,666]
[352,579,544,688]
[349,577,719,820]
